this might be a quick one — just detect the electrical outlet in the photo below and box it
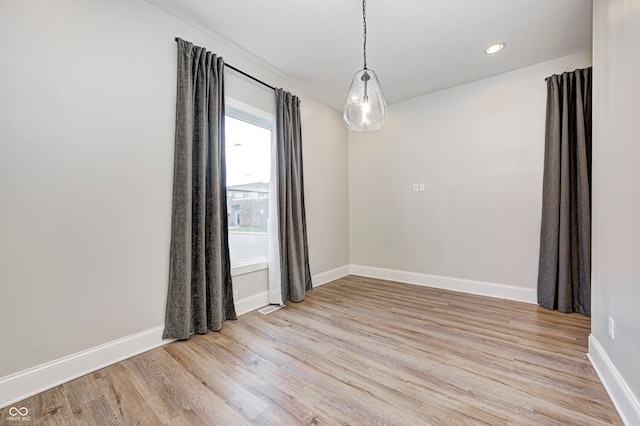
[412,183,419,192]
[608,317,615,340]
[419,183,425,191]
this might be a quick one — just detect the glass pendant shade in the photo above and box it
[343,68,387,132]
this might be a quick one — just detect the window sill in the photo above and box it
[231,259,269,277]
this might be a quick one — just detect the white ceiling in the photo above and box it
[150,0,592,110]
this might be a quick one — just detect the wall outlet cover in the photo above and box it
[608,316,615,340]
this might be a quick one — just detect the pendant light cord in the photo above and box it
[362,0,368,70]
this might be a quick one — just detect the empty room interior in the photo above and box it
[1,0,639,424]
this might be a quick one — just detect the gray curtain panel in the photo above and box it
[537,67,592,317]
[276,89,313,303]
[163,38,236,340]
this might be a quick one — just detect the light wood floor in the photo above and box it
[2,276,622,425]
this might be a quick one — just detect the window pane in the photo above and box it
[225,115,271,264]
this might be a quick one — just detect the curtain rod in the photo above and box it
[174,37,276,91]
[225,63,276,91]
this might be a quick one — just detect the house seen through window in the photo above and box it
[225,105,273,265]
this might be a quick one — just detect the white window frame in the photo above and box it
[225,98,276,277]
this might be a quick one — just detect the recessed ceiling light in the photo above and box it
[485,42,506,54]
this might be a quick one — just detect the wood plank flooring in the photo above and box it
[1,276,623,425]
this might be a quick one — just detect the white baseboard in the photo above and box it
[0,326,173,410]
[588,335,640,425]
[349,264,537,304]
[312,265,350,287]
[235,291,269,316]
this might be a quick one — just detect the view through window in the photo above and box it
[225,111,272,265]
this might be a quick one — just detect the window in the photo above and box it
[225,101,274,266]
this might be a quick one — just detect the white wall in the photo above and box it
[0,0,348,387]
[590,0,640,423]
[349,52,592,296]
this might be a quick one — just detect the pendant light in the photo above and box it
[343,0,387,132]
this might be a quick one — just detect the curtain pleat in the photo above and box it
[276,89,313,303]
[537,67,592,317]
[163,38,236,340]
